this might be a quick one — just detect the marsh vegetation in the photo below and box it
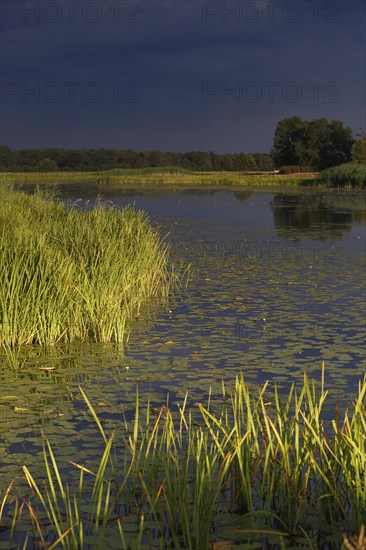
[0,183,175,347]
[1,371,365,548]
[0,186,365,549]
[320,164,366,188]
[1,168,316,189]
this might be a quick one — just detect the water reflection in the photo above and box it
[62,187,365,237]
[232,190,254,202]
[270,193,366,240]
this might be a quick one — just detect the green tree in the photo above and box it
[38,158,58,171]
[352,134,366,163]
[199,154,213,171]
[0,145,19,169]
[220,154,235,171]
[271,117,354,169]
[271,116,307,167]
[232,153,257,171]
[253,153,274,171]
[302,118,329,167]
[149,150,166,167]
[318,120,354,169]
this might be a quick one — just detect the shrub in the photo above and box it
[321,163,366,188]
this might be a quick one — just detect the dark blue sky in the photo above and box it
[1,0,365,153]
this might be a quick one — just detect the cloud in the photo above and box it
[1,0,364,151]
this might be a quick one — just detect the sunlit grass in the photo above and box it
[1,367,365,548]
[1,169,317,188]
[0,183,177,347]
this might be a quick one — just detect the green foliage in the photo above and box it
[272,117,354,170]
[321,163,366,188]
[272,116,307,167]
[38,158,59,172]
[0,185,174,346]
[0,145,19,170]
[2,370,365,548]
[352,138,366,164]
[253,152,274,171]
[0,146,268,173]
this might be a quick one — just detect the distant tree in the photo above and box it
[209,151,220,171]
[181,151,207,170]
[139,151,151,168]
[220,154,235,171]
[0,146,19,170]
[38,158,58,171]
[300,118,329,167]
[271,117,354,170]
[352,132,366,164]
[199,154,213,171]
[232,153,257,171]
[1,146,283,173]
[271,116,307,167]
[18,149,39,170]
[168,152,181,167]
[149,150,166,167]
[318,120,354,169]
[162,152,176,167]
[253,153,274,171]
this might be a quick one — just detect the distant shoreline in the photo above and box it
[2,168,365,191]
[1,170,322,189]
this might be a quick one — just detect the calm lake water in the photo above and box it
[1,187,365,496]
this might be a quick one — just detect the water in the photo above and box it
[98,188,365,392]
[1,187,365,495]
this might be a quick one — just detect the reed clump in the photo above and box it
[320,164,366,188]
[0,183,174,347]
[1,369,365,548]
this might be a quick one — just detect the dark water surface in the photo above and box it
[1,188,365,494]
[94,188,365,389]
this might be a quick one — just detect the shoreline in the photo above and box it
[1,170,319,188]
[2,170,365,195]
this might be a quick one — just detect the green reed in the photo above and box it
[1,368,364,548]
[0,184,175,347]
[320,164,366,188]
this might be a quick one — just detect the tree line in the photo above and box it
[0,147,273,172]
[0,117,363,173]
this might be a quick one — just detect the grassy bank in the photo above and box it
[320,164,366,188]
[1,168,318,189]
[1,369,365,548]
[0,183,175,347]
[5,165,366,189]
